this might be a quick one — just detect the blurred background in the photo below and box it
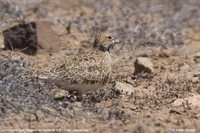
[0,0,200,51]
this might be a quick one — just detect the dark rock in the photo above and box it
[3,22,38,55]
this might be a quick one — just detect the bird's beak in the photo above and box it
[108,39,120,52]
[112,39,120,44]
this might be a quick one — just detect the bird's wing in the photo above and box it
[51,50,111,85]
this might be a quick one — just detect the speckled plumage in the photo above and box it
[39,32,119,93]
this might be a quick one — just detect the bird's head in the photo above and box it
[93,32,120,52]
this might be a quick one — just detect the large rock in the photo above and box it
[134,57,154,74]
[2,22,38,55]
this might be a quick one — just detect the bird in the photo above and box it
[38,32,119,93]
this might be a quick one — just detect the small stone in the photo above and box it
[53,89,68,99]
[159,48,173,58]
[134,57,154,74]
[173,95,200,107]
[193,52,200,58]
[115,82,135,95]
[191,77,199,83]
[193,52,200,63]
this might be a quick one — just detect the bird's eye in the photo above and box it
[108,36,112,39]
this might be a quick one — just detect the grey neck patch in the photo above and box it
[99,44,110,52]
[93,43,110,52]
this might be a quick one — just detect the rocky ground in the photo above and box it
[0,0,200,133]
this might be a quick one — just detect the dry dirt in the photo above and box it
[0,0,200,133]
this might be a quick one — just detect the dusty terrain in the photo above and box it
[0,0,200,133]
